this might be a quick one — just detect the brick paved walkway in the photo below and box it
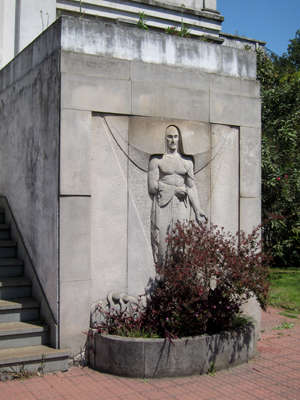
[0,307,299,400]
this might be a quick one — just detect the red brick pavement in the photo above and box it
[0,307,299,400]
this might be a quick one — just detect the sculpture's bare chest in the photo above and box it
[159,154,188,176]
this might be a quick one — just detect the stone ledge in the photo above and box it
[57,0,223,40]
[57,0,224,21]
[126,0,222,19]
[60,17,257,80]
[89,322,257,378]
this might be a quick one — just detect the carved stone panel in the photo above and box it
[91,115,242,299]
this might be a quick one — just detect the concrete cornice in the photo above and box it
[127,0,223,20]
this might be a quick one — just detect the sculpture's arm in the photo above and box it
[148,157,160,194]
[186,175,207,223]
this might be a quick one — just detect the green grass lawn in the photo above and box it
[268,269,300,315]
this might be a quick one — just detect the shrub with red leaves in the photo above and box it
[141,221,270,339]
[96,221,271,340]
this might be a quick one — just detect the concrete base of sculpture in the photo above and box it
[88,322,257,378]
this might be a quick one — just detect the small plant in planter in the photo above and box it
[95,221,271,340]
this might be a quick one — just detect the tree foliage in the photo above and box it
[272,29,300,75]
[258,30,300,268]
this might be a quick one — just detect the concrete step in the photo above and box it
[0,208,70,373]
[0,224,10,240]
[0,277,31,300]
[0,209,4,224]
[0,345,70,373]
[0,258,24,278]
[0,240,17,259]
[0,321,49,349]
[0,298,39,323]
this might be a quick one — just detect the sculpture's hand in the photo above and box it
[196,210,207,224]
[174,186,187,199]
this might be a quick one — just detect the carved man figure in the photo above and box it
[148,125,207,262]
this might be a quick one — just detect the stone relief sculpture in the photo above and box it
[101,116,230,266]
[90,291,147,327]
[148,125,207,262]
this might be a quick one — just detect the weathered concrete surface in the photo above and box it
[1,0,223,69]
[60,109,91,195]
[220,32,266,51]
[210,125,239,233]
[61,18,257,79]
[240,127,261,198]
[59,18,261,356]
[240,198,262,234]
[0,20,61,92]
[18,0,56,54]
[90,116,129,302]
[57,0,222,40]
[90,322,257,378]
[61,73,131,113]
[0,0,56,69]
[0,0,16,69]
[0,40,60,324]
[0,17,262,357]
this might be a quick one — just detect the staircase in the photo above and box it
[0,208,69,374]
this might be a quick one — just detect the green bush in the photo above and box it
[257,32,300,268]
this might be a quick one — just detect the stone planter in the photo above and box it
[89,322,257,378]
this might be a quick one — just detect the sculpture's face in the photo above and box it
[166,126,179,151]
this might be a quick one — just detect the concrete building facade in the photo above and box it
[0,1,263,362]
[0,0,265,69]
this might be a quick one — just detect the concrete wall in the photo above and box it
[60,18,256,79]
[220,33,266,51]
[1,16,262,356]
[0,21,61,328]
[0,0,16,68]
[0,0,56,69]
[18,0,56,52]
[58,17,261,356]
[0,0,223,69]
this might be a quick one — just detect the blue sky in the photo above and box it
[218,0,300,56]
